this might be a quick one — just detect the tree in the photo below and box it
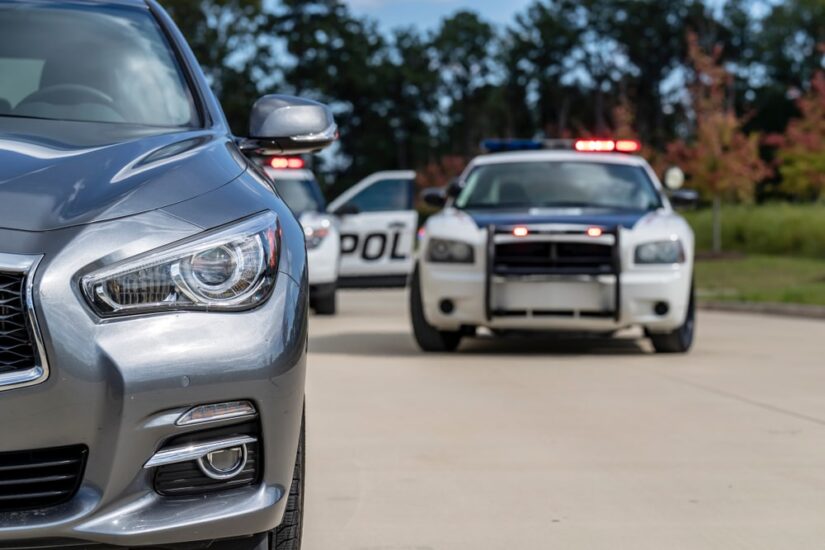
[668,32,770,253]
[769,70,825,200]
[431,11,500,155]
[162,0,265,133]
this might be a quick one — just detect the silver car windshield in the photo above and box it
[456,161,663,211]
[0,4,197,127]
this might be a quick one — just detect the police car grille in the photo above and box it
[494,242,614,275]
[0,272,36,374]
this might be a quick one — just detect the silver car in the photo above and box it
[0,0,336,548]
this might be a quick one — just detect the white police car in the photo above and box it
[411,139,698,353]
[264,157,341,314]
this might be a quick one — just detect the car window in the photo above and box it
[348,179,412,213]
[276,179,325,214]
[0,4,197,127]
[457,161,662,211]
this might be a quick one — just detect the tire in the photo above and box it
[409,266,462,352]
[312,288,336,316]
[268,412,305,550]
[649,284,696,354]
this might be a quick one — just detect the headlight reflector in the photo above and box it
[82,212,279,316]
[635,239,685,264]
[427,238,475,264]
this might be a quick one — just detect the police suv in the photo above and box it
[411,139,698,353]
[263,157,341,314]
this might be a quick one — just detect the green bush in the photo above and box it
[683,203,825,258]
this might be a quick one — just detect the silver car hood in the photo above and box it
[0,119,244,231]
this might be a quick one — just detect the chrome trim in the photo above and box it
[144,435,257,469]
[0,253,49,392]
[197,444,249,480]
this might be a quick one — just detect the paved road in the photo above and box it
[304,290,825,550]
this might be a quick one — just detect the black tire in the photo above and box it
[268,412,305,550]
[312,289,336,316]
[409,266,462,352]
[650,285,696,354]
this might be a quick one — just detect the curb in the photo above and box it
[699,300,825,320]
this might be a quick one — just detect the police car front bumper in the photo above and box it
[420,264,690,332]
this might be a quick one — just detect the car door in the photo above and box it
[328,171,418,287]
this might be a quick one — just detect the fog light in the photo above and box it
[197,444,248,480]
[654,302,670,316]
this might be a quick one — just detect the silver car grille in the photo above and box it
[0,272,36,374]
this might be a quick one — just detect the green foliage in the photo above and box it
[158,0,822,196]
[685,204,825,258]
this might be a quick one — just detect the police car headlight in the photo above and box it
[303,225,330,250]
[635,240,685,265]
[427,238,475,264]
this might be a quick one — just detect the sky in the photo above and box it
[345,0,534,30]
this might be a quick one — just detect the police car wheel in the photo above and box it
[311,284,337,316]
[313,292,336,316]
[410,266,462,352]
[649,285,696,354]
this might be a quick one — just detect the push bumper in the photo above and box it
[420,225,691,333]
[0,215,307,548]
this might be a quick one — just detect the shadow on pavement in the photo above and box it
[309,331,649,357]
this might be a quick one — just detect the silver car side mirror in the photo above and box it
[241,95,338,155]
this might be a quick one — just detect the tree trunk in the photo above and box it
[712,195,722,255]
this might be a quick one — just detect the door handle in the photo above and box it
[388,222,406,229]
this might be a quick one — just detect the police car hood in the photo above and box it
[465,207,652,229]
[0,118,244,231]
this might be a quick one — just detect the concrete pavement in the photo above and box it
[304,289,825,550]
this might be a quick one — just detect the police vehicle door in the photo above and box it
[328,171,418,286]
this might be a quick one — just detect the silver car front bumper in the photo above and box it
[0,210,307,547]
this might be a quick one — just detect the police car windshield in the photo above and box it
[276,179,325,214]
[0,4,196,127]
[456,161,662,211]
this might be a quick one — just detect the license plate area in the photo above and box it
[492,279,611,313]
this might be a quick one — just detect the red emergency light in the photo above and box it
[574,139,641,154]
[270,157,306,169]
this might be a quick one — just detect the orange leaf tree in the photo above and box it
[667,32,770,253]
[771,70,825,200]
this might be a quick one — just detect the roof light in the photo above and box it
[574,139,641,154]
[586,227,604,238]
[615,140,641,153]
[575,140,616,152]
[513,226,530,238]
[270,157,305,169]
[482,139,544,153]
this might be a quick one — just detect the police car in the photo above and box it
[411,138,698,353]
[264,157,341,314]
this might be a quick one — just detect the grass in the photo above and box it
[683,203,825,258]
[695,255,825,306]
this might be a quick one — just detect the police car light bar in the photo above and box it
[270,157,306,169]
[482,138,641,154]
[574,139,641,153]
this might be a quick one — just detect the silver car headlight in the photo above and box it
[82,212,279,317]
[634,239,685,264]
[427,238,475,264]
